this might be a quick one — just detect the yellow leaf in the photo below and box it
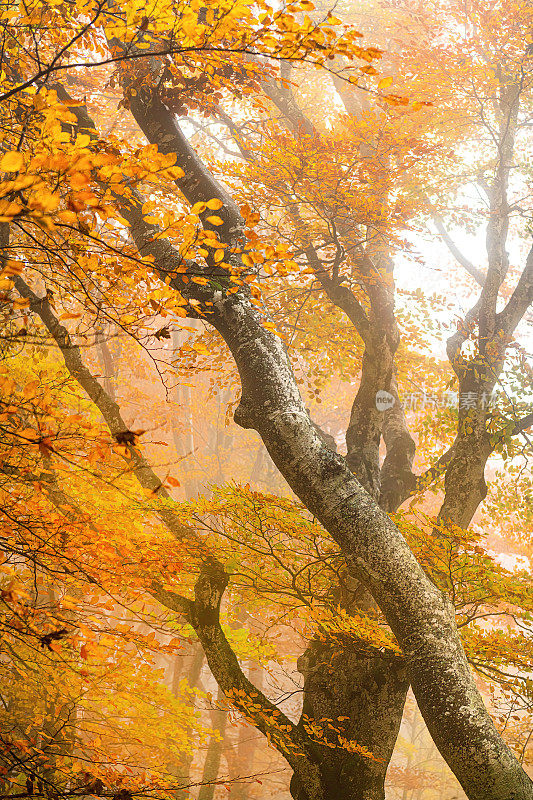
[58,210,78,224]
[22,380,39,398]
[0,200,22,221]
[242,253,253,268]
[206,198,223,210]
[76,134,91,148]
[262,319,279,334]
[12,297,30,308]
[0,151,24,172]
[378,76,393,89]
[69,172,89,189]
[32,192,59,213]
[214,249,225,262]
[166,166,185,179]
[206,215,224,225]
[2,260,23,276]
[191,201,207,214]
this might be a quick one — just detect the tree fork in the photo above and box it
[46,73,533,800]
[208,290,533,800]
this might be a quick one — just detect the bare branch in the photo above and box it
[157,560,325,800]
[433,213,486,286]
[496,244,533,337]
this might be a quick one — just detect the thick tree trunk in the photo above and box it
[44,83,533,800]
[292,641,408,800]
[207,290,532,800]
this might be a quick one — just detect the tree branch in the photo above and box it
[157,559,325,800]
[477,76,521,351]
[14,275,200,546]
[303,243,371,343]
[496,244,533,337]
[433,213,486,286]
[15,276,325,800]
[260,65,315,137]
[48,68,533,800]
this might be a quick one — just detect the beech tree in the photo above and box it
[0,0,532,799]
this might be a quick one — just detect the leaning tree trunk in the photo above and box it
[117,93,532,795]
[42,78,533,800]
[208,290,532,800]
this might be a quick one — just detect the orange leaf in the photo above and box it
[0,151,24,172]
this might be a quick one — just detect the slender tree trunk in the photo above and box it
[171,647,206,800]
[227,662,263,800]
[198,686,228,800]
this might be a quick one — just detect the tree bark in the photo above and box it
[115,86,533,796]
[206,290,532,800]
[37,78,533,800]
[293,640,407,800]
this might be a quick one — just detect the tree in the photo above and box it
[0,0,532,799]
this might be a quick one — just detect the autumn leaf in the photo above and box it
[0,151,24,171]
[206,198,224,210]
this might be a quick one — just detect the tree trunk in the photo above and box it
[171,647,205,800]
[198,687,228,800]
[208,291,532,800]
[292,640,408,800]
[47,84,533,800]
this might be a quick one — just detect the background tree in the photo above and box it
[0,0,532,799]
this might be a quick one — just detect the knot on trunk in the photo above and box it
[234,398,257,429]
[192,557,229,627]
